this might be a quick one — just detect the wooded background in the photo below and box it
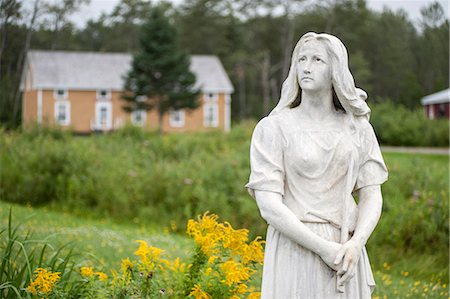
[1,0,449,128]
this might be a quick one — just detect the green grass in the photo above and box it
[0,201,193,273]
[1,194,448,298]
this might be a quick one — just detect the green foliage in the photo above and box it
[0,209,76,298]
[370,102,449,146]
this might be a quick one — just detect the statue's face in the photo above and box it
[297,40,332,92]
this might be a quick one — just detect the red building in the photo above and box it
[421,88,450,120]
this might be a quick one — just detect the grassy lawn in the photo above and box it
[0,201,193,272]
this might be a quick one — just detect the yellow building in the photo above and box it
[21,51,234,133]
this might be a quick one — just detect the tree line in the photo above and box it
[1,0,448,128]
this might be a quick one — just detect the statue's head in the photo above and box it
[270,32,370,120]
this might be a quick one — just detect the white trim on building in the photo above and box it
[169,109,185,127]
[131,110,147,126]
[96,89,111,101]
[53,89,68,100]
[94,101,112,130]
[224,94,231,132]
[204,92,218,102]
[37,89,42,124]
[54,100,70,126]
[204,102,219,128]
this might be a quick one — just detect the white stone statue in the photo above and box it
[246,32,388,298]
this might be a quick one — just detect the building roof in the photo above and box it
[23,50,234,93]
[421,88,450,105]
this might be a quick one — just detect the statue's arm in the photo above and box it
[254,190,342,271]
[335,185,383,283]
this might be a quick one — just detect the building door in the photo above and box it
[95,102,112,130]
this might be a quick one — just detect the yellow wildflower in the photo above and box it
[220,260,254,286]
[187,213,224,255]
[121,257,135,273]
[190,284,212,299]
[247,292,261,299]
[27,268,61,295]
[95,271,108,282]
[80,266,94,277]
[207,256,217,264]
[134,240,164,270]
[383,262,391,270]
[222,222,249,252]
[164,257,187,273]
[235,283,249,294]
[240,237,265,264]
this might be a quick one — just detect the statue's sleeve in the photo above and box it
[354,122,389,190]
[245,117,285,198]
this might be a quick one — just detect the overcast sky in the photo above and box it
[70,0,449,28]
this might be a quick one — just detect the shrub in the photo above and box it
[370,102,449,146]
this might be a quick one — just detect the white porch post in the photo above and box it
[224,94,231,132]
[37,89,42,124]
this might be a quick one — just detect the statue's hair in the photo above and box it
[270,32,370,120]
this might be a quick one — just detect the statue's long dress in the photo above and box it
[246,108,388,299]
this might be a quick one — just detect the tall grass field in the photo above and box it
[0,124,448,298]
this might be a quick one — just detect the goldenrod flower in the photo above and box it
[220,260,254,286]
[121,258,135,273]
[247,292,261,299]
[27,268,61,295]
[80,266,94,277]
[163,257,187,273]
[235,283,249,294]
[95,271,108,282]
[134,240,164,270]
[190,284,212,299]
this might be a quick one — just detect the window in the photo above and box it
[54,101,70,126]
[96,89,111,101]
[94,102,112,130]
[131,110,147,126]
[53,89,68,100]
[169,110,185,127]
[438,103,446,117]
[204,103,218,127]
[204,93,218,101]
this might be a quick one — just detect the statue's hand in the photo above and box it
[318,241,342,271]
[334,239,362,285]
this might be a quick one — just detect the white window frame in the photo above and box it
[169,109,185,127]
[131,109,147,126]
[204,92,218,102]
[204,102,219,127]
[54,100,70,126]
[53,89,68,100]
[95,101,112,130]
[96,89,111,101]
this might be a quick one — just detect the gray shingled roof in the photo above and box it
[24,51,234,93]
[421,88,450,105]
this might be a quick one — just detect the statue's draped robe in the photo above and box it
[246,108,388,299]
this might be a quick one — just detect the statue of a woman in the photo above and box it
[246,32,388,298]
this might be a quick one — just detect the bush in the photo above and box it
[370,102,449,146]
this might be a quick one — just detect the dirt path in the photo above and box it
[381,146,449,155]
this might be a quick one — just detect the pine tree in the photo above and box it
[122,6,199,133]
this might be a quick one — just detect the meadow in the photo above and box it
[0,123,448,298]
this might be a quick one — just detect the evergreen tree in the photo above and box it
[122,6,199,133]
